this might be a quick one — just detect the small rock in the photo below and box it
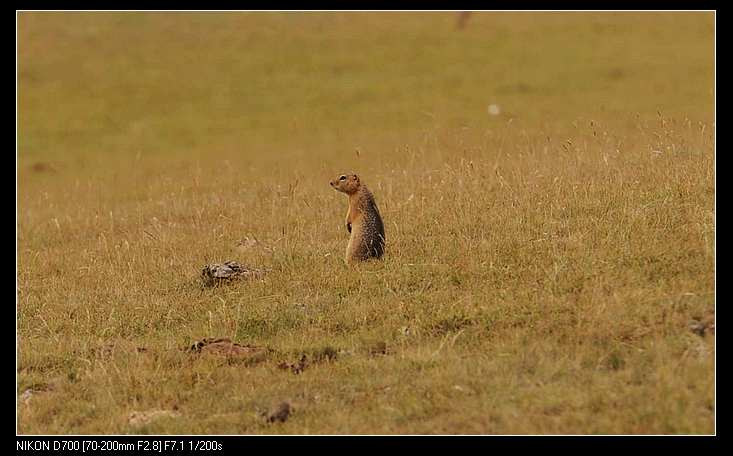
[201,261,265,287]
[19,383,53,405]
[689,315,715,337]
[267,402,291,423]
[187,337,267,359]
[277,354,308,374]
[19,389,35,405]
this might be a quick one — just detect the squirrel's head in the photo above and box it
[330,173,360,194]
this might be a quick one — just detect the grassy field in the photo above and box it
[17,12,714,434]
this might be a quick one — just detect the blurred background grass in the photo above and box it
[19,12,713,168]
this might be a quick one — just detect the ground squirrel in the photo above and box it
[330,173,385,264]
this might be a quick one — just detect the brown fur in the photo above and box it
[330,173,385,264]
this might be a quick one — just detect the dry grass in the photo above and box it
[17,11,714,434]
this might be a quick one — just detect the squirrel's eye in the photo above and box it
[339,175,346,181]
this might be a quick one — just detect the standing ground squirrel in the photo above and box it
[330,173,385,264]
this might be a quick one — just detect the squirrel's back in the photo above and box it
[357,186,385,259]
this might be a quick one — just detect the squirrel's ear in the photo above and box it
[352,174,358,181]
